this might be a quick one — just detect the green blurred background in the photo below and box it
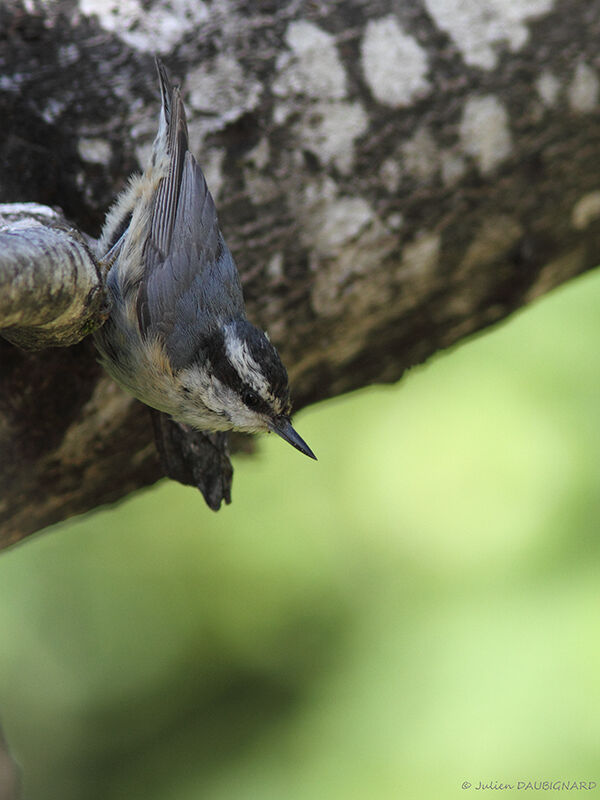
[1,270,600,799]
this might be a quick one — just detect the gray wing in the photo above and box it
[137,63,245,370]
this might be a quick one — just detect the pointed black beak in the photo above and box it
[269,416,317,460]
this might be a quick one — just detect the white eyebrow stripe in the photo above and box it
[225,334,273,401]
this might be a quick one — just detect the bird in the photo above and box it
[94,59,315,461]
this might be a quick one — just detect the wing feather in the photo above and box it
[136,60,245,369]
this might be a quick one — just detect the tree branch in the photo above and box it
[0,204,107,349]
[1,0,600,547]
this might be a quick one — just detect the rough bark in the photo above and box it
[1,0,600,547]
[0,204,106,348]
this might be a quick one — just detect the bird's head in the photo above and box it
[178,319,316,459]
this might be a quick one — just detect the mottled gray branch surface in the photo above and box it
[0,204,106,348]
[1,0,600,547]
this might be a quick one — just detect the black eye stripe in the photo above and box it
[242,388,259,407]
[199,327,290,415]
[242,386,270,414]
[203,332,244,392]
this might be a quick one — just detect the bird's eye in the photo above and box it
[242,388,260,409]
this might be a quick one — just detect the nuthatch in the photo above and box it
[94,60,315,460]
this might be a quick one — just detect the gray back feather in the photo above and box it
[137,61,246,369]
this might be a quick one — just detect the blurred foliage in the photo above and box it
[1,269,600,799]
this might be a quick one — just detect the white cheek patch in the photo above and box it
[205,375,235,417]
[179,366,232,416]
[177,367,269,433]
[224,334,274,403]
